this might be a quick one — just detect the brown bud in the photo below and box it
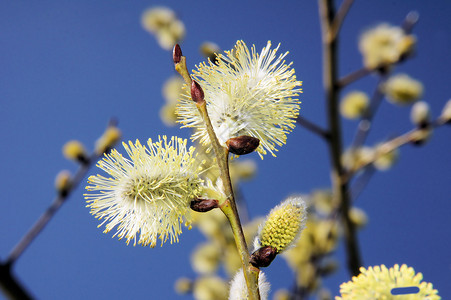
[226,136,260,155]
[190,80,205,104]
[250,245,277,268]
[190,198,219,212]
[173,44,182,64]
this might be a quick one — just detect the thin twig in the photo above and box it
[338,67,372,88]
[1,120,119,300]
[296,116,330,140]
[329,0,355,42]
[402,11,419,33]
[350,74,388,149]
[346,119,444,180]
[5,157,96,266]
[350,166,376,201]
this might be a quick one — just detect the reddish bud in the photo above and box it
[173,44,182,64]
[190,198,219,212]
[250,245,277,268]
[226,136,260,155]
[190,80,205,104]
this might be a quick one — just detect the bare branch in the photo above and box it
[329,0,355,42]
[319,0,362,276]
[0,263,33,300]
[296,116,330,140]
[350,74,388,149]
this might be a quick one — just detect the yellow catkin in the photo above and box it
[340,91,369,119]
[384,73,424,105]
[62,140,88,163]
[257,196,307,253]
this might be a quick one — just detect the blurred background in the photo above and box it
[1,0,450,299]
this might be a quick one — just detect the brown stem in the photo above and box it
[1,121,119,300]
[346,120,444,179]
[329,0,355,41]
[296,116,330,140]
[5,152,100,266]
[319,0,362,276]
[0,264,33,300]
[338,67,372,88]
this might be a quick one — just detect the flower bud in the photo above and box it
[410,101,430,127]
[317,288,333,300]
[359,23,406,69]
[273,289,291,300]
[190,80,205,104]
[314,220,339,254]
[193,276,228,300]
[141,7,185,50]
[384,73,423,105]
[226,136,260,155]
[397,35,416,60]
[230,159,257,181]
[296,262,317,289]
[174,277,193,295]
[163,76,184,103]
[200,41,221,64]
[250,245,277,268]
[63,140,89,164]
[55,170,72,196]
[340,91,369,119]
[254,196,307,254]
[168,20,185,42]
[191,243,221,274]
[190,198,219,212]
[159,103,178,126]
[141,7,175,33]
[348,207,368,228]
[95,126,121,155]
[173,44,182,64]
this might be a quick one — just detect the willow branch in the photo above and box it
[174,46,260,299]
[0,264,33,300]
[1,120,119,300]
[346,119,445,180]
[5,155,98,266]
[350,75,388,149]
[296,116,330,140]
[329,0,355,41]
[338,67,372,88]
[402,11,419,33]
[319,0,362,276]
[197,101,260,300]
[349,166,376,202]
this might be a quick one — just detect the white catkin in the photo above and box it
[229,268,270,300]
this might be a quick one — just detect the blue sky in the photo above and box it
[1,1,450,299]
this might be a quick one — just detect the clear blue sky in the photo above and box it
[1,1,450,299]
